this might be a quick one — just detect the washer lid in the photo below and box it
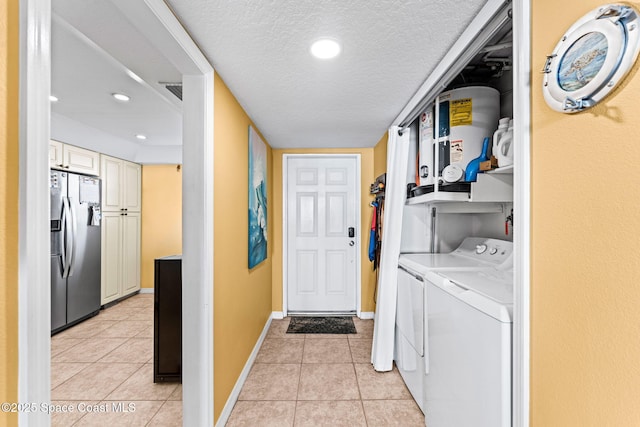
[444,269,514,305]
[542,4,640,113]
[425,268,514,323]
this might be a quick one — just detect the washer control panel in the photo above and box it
[456,237,513,265]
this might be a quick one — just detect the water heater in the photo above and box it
[429,86,500,180]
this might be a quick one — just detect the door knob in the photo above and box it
[349,241,355,246]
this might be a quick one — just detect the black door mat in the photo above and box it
[286,317,357,334]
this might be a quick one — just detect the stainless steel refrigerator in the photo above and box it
[50,170,102,334]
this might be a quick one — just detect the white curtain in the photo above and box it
[371,126,410,371]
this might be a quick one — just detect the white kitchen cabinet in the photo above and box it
[101,212,122,304]
[121,212,141,296]
[101,156,123,212]
[49,140,100,176]
[100,207,142,304]
[49,140,63,167]
[100,154,141,212]
[124,162,142,212]
[100,155,142,304]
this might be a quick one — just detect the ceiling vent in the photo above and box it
[161,82,183,101]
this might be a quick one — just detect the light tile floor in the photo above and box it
[227,317,424,426]
[51,293,182,426]
[52,296,424,426]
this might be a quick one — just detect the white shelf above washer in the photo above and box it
[487,165,513,174]
[406,172,513,205]
[406,191,469,205]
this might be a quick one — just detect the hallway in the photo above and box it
[227,317,423,426]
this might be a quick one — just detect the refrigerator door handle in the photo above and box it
[62,196,73,278]
[60,197,68,277]
[68,197,78,277]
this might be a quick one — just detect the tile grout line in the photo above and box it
[145,399,170,426]
[50,338,85,360]
[350,326,369,426]
[292,320,304,426]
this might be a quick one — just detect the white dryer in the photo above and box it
[422,265,513,427]
[395,238,512,413]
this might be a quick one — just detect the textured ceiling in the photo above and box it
[166,0,488,148]
[51,0,490,154]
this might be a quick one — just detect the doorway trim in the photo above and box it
[282,153,362,318]
[19,0,214,425]
[18,2,53,425]
[512,1,531,425]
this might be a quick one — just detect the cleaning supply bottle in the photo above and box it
[492,117,510,159]
[465,137,490,182]
[496,119,514,167]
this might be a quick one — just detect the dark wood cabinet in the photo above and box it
[154,255,182,383]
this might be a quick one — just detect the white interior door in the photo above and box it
[287,156,358,313]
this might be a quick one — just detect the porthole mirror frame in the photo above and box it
[542,4,640,113]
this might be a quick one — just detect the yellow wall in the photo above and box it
[140,165,183,288]
[0,0,19,424]
[213,73,273,422]
[373,132,388,178]
[271,148,377,313]
[531,2,640,425]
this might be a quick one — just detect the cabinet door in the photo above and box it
[101,212,122,305]
[101,155,123,212]
[123,161,142,212]
[63,144,100,176]
[49,140,64,169]
[121,212,141,296]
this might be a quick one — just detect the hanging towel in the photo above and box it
[369,202,378,262]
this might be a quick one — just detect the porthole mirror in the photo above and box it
[542,4,640,113]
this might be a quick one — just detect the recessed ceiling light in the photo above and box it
[310,38,341,59]
[49,95,59,102]
[135,134,147,140]
[112,93,131,102]
[126,70,144,84]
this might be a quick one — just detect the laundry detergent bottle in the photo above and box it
[465,137,490,182]
[492,117,510,159]
[496,119,514,167]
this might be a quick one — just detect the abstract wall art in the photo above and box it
[248,126,268,268]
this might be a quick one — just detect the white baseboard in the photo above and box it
[359,312,375,320]
[271,311,284,319]
[215,314,273,427]
[139,288,154,294]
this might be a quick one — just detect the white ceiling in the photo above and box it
[51,0,183,162]
[165,0,488,148]
[51,0,489,155]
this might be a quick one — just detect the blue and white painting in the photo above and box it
[248,126,268,269]
[558,31,608,92]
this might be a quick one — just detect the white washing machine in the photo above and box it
[395,238,513,413]
[422,265,513,427]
